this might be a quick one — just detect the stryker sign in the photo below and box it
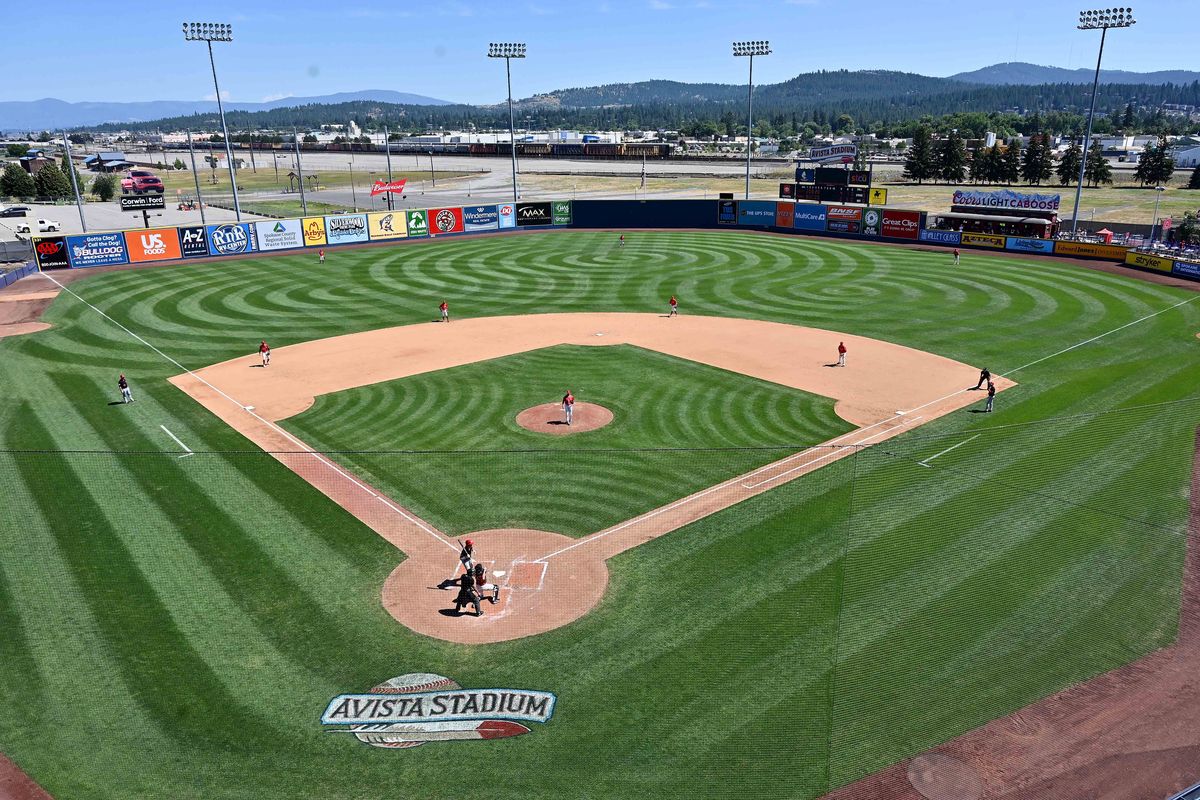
[951,189,1061,211]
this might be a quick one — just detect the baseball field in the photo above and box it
[0,229,1197,798]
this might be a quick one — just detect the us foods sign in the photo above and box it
[322,673,556,749]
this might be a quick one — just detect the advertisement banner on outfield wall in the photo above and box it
[961,233,1006,249]
[861,208,881,236]
[1053,241,1129,260]
[792,205,827,232]
[206,223,255,256]
[825,205,862,234]
[1172,260,1200,279]
[428,207,465,236]
[179,226,209,258]
[737,201,777,226]
[951,189,1061,211]
[516,202,553,227]
[775,202,795,229]
[881,210,921,240]
[1124,251,1173,273]
[1005,237,1054,254]
[301,217,327,247]
[462,205,498,232]
[406,209,430,237]
[324,213,370,245]
[32,236,69,269]
[552,201,572,226]
[919,229,961,245]
[124,228,183,262]
[717,200,737,225]
[498,204,516,229]
[66,232,128,268]
[367,211,408,240]
[254,219,304,251]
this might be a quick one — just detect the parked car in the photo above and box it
[0,205,30,218]
[120,169,165,195]
[15,219,61,233]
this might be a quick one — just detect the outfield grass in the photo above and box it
[0,230,1196,799]
[284,344,852,536]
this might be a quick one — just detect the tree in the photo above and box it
[1057,140,1083,186]
[1121,103,1135,129]
[1189,165,1200,190]
[1084,140,1112,186]
[173,158,187,171]
[1176,212,1199,245]
[5,143,30,158]
[0,162,36,198]
[59,154,83,194]
[1021,134,1052,185]
[834,113,855,134]
[1001,138,1022,184]
[302,133,318,143]
[903,126,936,183]
[36,131,52,142]
[90,174,116,201]
[937,130,967,183]
[33,163,72,199]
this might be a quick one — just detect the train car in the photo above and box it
[625,142,671,159]
[552,143,585,157]
[583,143,622,158]
[517,143,552,157]
[469,143,499,155]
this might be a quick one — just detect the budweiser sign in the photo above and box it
[370,179,408,197]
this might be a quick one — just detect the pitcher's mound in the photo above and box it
[515,402,613,434]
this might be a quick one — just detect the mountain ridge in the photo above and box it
[948,61,1200,86]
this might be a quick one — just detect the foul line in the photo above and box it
[159,424,194,458]
[917,433,980,468]
[42,273,456,553]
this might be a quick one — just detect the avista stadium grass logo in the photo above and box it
[322,673,556,749]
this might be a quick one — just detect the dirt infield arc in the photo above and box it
[170,313,1010,644]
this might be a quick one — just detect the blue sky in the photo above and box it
[5,0,1192,105]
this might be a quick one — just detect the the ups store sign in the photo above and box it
[515,202,552,227]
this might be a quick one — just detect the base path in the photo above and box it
[171,313,1010,644]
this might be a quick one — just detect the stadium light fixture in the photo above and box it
[183,21,241,220]
[1069,7,1135,236]
[487,42,527,202]
[733,41,771,200]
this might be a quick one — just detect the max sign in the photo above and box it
[322,673,556,749]
[370,179,408,197]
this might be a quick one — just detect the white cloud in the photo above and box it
[203,90,231,102]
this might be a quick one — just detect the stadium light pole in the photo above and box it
[183,21,242,221]
[1150,184,1165,243]
[488,42,526,202]
[1070,8,1135,236]
[733,41,770,200]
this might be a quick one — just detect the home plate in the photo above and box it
[492,570,506,578]
[245,405,256,411]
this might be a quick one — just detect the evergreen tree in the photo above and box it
[1122,103,1135,129]
[1134,136,1175,186]
[59,154,83,196]
[1021,134,1053,185]
[938,130,967,183]
[968,149,986,183]
[1188,164,1200,190]
[903,125,936,183]
[1057,140,1083,186]
[1084,140,1112,186]
[0,162,36,198]
[1176,211,1199,245]
[1001,138,1022,184]
[33,163,72,199]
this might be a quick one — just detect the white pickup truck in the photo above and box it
[15,219,62,234]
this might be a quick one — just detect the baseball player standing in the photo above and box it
[439,300,449,323]
[259,340,271,367]
[473,564,500,604]
[669,295,678,317]
[118,374,134,404]
[985,380,996,412]
[454,572,483,617]
[562,390,575,425]
[953,248,960,266]
[837,342,847,367]
[973,367,991,390]
[318,248,326,264]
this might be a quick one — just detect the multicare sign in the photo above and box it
[124,228,182,262]
[792,205,827,232]
[32,236,69,269]
[255,218,304,251]
[498,204,516,229]
[367,211,407,240]
[951,189,1061,211]
[324,213,370,245]
[206,223,255,256]
[881,210,921,240]
[428,207,465,236]
[66,232,128,268]
[462,205,498,232]
[405,209,430,238]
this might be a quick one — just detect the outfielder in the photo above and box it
[259,340,271,367]
[118,374,133,404]
[837,341,847,367]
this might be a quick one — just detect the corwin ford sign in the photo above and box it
[66,232,128,268]
[736,201,777,226]
[792,206,827,232]
[919,229,961,245]
[206,223,255,256]
[463,205,499,232]
[1005,237,1054,254]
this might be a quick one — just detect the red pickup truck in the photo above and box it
[121,169,165,195]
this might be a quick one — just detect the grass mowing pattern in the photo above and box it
[0,231,1196,799]
[284,344,852,536]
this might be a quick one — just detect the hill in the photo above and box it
[949,62,1200,86]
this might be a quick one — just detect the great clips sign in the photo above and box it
[880,210,921,240]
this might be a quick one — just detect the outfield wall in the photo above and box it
[28,198,1199,285]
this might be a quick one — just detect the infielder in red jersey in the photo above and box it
[439,300,449,322]
[668,295,678,317]
[258,340,270,367]
[562,390,575,425]
[837,341,847,367]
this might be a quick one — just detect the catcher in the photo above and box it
[473,563,501,605]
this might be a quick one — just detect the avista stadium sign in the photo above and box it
[952,189,1061,211]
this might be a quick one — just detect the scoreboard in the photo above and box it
[781,184,869,204]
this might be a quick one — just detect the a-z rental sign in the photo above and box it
[951,189,1061,212]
